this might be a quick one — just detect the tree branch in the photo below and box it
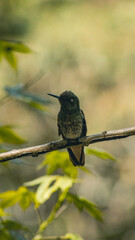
[34,235,69,240]
[0,126,135,163]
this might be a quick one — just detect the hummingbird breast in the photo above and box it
[58,110,84,140]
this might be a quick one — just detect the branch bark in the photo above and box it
[34,236,69,240]
[0,126,135,163]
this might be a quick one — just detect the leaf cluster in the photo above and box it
[0,40,32,70]
[25,149,115,237]
[0,144,116,239]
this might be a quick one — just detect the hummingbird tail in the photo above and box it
[67,144,85,166]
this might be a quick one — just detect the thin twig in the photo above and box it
[35,206,43,225]
[24,70,46,89]
[0,126,135,163]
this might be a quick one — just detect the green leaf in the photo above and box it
[24,175,54,187]
[19,194,31,210]
[39,151,92,178]
[87,148,117,161]
[25,175,75,204]
[0,187,37,210]
[18,187,35,210]
[65,233,83,240]
[0,125,26,144]
[0,40,32,70]
[37,176,74,203]
[2,220,27,231]
[0,191,20,208]
[25,176,58,202]
[4,50,17,70]
[55,176,74,192]
[0,208,8,216]
[39,151,78,178]
[0,40,32,53]
[18,186,38,210]
[79,166,92,176]
[32,176,57,204]
[66,193,103,221]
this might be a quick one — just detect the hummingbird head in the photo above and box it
[48,91,80,112]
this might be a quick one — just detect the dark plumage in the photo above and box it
[48,91,87,166]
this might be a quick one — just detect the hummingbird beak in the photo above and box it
[47,93,60,99]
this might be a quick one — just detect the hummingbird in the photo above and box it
[48,91,87,166]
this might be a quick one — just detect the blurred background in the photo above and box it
[0,0,135,239]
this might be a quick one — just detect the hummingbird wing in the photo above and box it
[58,123,61,136]
[67,110,87,166]
[80,110,87,137]
[57,109,87,166]
[57,115,62,136]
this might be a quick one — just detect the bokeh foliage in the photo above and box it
[0,149,115,239]
[0,0,135,240]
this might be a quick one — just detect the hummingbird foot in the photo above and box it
[102,131,107,137]
[66,138,80,147]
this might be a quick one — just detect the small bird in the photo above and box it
[48,91,87,166]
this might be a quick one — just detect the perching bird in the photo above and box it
[48,91,87,166]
